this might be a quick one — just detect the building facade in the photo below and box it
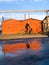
[41,16,49,33]
[2,18,41,34]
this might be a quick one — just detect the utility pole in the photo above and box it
[24,14,26,20]
[46,10,49,16]
[28,13,30,19]
[2,16,4,21]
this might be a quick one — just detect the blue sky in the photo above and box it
[0,0,49,10]
[0,0,49,25]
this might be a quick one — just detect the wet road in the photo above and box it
[0,37,49,65]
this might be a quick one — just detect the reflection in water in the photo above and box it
[26,42,30,48]
[30,39,42,50]
[0,38,49,65]
[2,39,42,54]
[2,43,27,54]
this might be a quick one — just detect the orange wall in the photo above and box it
[2,18,42,34]
[26,18,42,33]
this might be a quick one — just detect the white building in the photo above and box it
[42,16,49,32]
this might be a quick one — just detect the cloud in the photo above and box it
[0,13,45,20]
[0,13,46,25]
[0,0,24,2]
[0,0,13,2]
[30,14,45,20]
[33,0,43,2]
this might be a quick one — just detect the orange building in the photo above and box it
[2,18,42,34]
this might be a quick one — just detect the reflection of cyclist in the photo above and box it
[25,23,30,33]
[26,43,30,48]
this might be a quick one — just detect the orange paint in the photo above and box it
[30,39,41,50]
[2,18,41,34]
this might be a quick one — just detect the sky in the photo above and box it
[0,0,49,25]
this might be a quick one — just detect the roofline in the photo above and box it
[42,16,49,22]
[2,18,41,22]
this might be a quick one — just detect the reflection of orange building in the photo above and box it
[2,18,41,34]
[30,39,42,50]
[2,43,27,54]
[2,39,42,54]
